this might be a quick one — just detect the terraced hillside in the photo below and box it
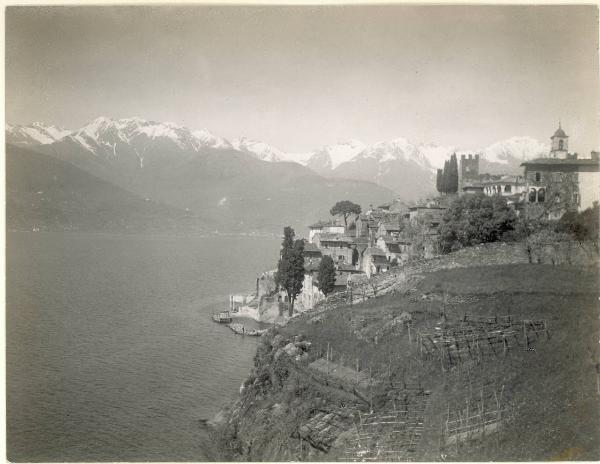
[210,257,599,461]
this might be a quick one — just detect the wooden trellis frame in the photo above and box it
[344,389,430,462]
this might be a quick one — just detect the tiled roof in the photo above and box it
[304,242,322,254]
[521,157,599,167]
[309,220,342,229]
[365,246,386,257]
[480,175,524,185]
[314,233,352,243]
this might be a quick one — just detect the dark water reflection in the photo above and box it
[6,231,279,461]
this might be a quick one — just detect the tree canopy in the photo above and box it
[330,200,362,229]
[556,203,599,242]
[275,227,305,317]
[438,194,517,252]
[317,255,336,297]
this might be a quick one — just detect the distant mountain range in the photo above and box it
[6,117,394,233]
[7,117,550,199]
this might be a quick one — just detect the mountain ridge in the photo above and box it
[7,117,550,201]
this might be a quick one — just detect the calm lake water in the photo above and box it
[6,231,280,461]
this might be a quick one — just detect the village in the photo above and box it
[223,123,600,325]
[209,123,599,462]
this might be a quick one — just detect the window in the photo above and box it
[574,193,580,205]
[537,188,545,203]
[504,185,512,193]
[535,172,541,182]
[529,188,537,202]
[339,255,345,262]
[559,140,564,150]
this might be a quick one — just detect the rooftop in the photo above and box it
[304,242,322,254]
[314,233,352,243]
[552,123,568,139]
[308,220,342,229]
[365,246,387,257]
[521,157,600,167]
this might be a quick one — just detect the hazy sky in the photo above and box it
[6,5,599,153]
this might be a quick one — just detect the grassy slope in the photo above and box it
[221,263,599,461]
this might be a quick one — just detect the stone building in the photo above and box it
[459,154,480,193]
[308,221,345,243]
[521,124,600,218]
[312,233,354,263]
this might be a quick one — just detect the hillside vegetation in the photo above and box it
[211,258,599,461]
[6,144,205,232]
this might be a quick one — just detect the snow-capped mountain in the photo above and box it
[305,140,367,175]
[231,137,285,162]
[6,122,71,145]
[6,116,551,201]
[480,136,549,164]
[66,116,231,156]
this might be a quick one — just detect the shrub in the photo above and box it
[438,194,517,253]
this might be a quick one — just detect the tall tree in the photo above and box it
[330,200,362,229]
[436,169,443,193]
[442,160,450,193]
[448,154,459,194]
[317,255,336,297]
[275,227,305,317]
[352,247,360,266]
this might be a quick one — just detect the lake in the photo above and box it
[6,231,280,461]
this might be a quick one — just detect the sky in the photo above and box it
[5,5,600,154]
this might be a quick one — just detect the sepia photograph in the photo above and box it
[4,3,600,462]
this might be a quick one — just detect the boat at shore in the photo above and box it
[211,311,233,323]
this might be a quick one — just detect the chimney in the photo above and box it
[461,155,466,160]
[468,154,473,160]
[475,154,480,160]
[591,151,600,161]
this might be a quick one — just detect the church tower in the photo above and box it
[550,122,569,159]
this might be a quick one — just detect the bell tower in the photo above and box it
[550,122,569,159]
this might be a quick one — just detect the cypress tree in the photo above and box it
[449,153,459,194]
[436,169,443,193]
[317,255,336,297]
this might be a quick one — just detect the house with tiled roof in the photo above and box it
[303,241,323,259]
[376,236,411,264]
[360,246,390,277]
[308,220,345,243]
[481,175,528,203]
[313,233,354,264]
[377,220,402,238]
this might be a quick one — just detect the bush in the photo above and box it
[556,203,599,242]
[438,194,517,253]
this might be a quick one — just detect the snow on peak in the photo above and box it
[310,140,367,170]
[192,129,231,150]
[481,136,549,164]
[6,121,71,145]
[70,117,231,152]
[357,137,432,169]
[232,137,285,162]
